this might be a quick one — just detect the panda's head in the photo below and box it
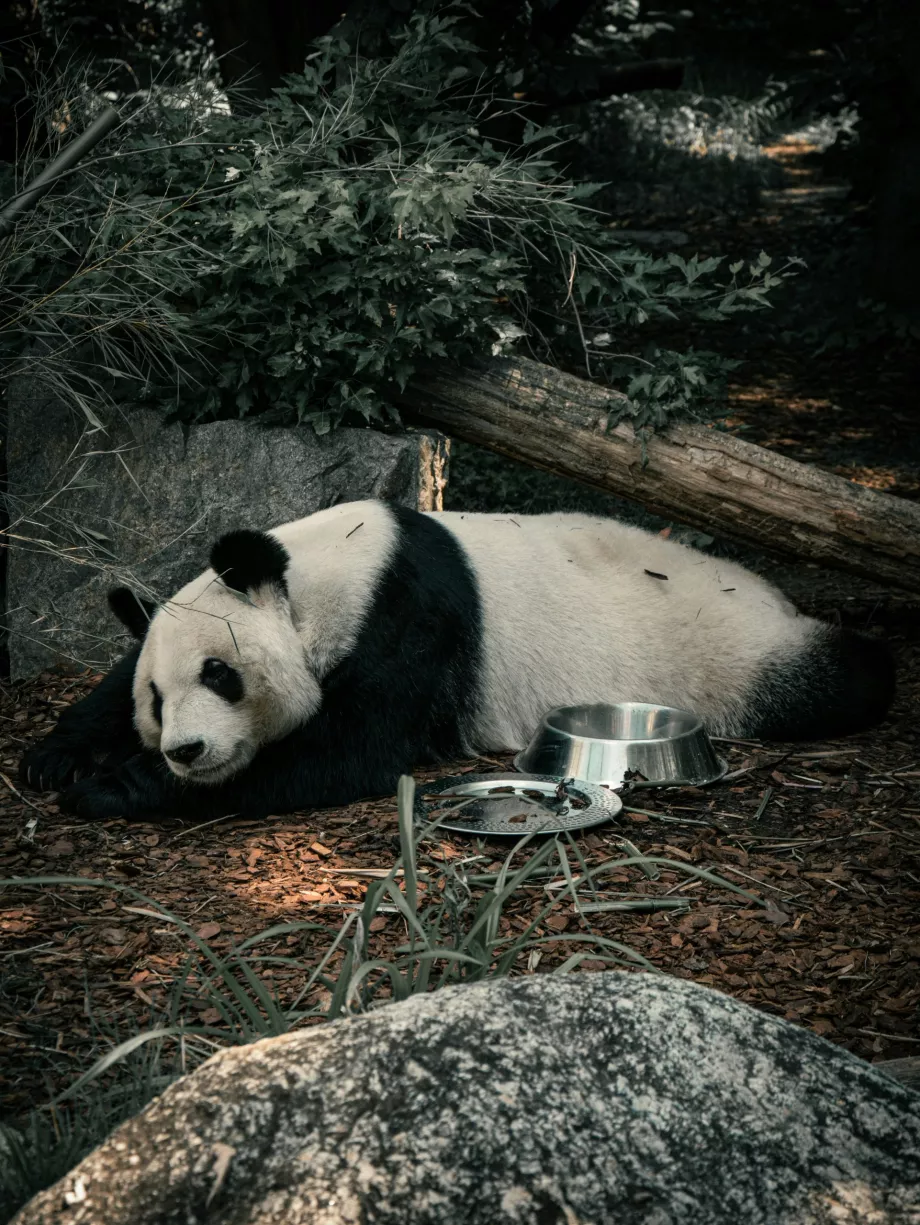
[109,529,321,786]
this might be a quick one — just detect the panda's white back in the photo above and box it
[265,501,809,746]
[430,509,813,747]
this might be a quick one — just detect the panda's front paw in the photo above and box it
[60,754,180,821]
[20,739,95,794]
[60,772,136,820]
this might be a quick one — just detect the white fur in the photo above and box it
[134,502,397,783]
[135,500,820,781]
[431,510,814,748]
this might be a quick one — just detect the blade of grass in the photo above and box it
[54,1028,179,1103]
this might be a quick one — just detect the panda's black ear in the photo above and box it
[108,587,157,639]
[210,529,289,596]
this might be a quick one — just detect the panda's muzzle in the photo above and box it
[164,740,205,766]
[161,737,252,785]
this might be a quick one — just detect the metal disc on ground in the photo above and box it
[415,772,622,837]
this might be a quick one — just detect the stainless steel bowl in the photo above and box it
[514,702,727,790]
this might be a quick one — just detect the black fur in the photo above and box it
[201,658,244,703]
[211,529,290,596]
[747,627,895,741]
[21,506,483,820]
[150,681,163,726]
[20,648,144,793]
[109,588,157,640]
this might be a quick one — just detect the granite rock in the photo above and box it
[4,379,448,677]
[13,972,920,1225]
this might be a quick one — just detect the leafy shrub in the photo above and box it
[2,13,793,439]
[560,0,789,215]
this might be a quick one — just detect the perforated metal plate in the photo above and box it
[415,772,622,837]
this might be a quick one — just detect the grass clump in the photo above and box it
[0,59,231,434]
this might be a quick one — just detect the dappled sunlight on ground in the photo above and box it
[731,389,837,415]
[830,466,901,492]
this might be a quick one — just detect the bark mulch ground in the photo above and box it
[2,620,919,1122]
[689,137,920,500]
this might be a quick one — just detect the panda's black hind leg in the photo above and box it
[749,627,895,741]
[831,629,896,733]
[20,649,142,793]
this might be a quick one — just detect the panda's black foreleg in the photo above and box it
[57,726,408,822]
[59,750,205,821]
[20,649,143,794]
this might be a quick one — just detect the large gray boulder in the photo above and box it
[4,379,449,677]
[14,972,920,1225]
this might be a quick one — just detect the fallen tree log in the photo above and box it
[400,357,920,594]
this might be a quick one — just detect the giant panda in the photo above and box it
[21,500,894,821]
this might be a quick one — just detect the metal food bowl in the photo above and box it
[514,702,727,790]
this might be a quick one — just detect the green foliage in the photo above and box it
[2,13,793,437]
[0,65,235,433]
[574,0,686,60]
[32,0,210,86]
[578,85,791,216]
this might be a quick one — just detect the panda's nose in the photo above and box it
[164,740,205,765]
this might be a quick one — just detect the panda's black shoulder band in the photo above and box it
[210,530,290,595]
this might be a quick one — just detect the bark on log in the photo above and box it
[400,357,920,594]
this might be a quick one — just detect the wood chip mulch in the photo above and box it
[2,611,919,1124]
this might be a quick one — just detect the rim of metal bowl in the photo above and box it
[541,701,705,745]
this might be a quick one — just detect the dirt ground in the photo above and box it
[2,139,919,1124]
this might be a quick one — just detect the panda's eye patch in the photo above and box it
[200,657,244,703]
[150,681,163,726]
